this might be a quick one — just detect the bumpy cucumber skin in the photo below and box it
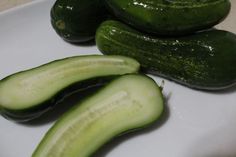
[105,0,231,35]
[96,20,236,90]
[51,0,107,43]
[32,74,164,157]
[0,55,140,122]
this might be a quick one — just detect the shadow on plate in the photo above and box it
[22,86,101,126]
[201,83,236,95]
[65,39,96,47]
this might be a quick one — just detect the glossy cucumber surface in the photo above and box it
[105,0,231,35]
[32,74,164,157]
[0,55,140,121]
[51,0,108,43]
[96,20,236,90]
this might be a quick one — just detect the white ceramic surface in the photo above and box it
[0,0,236,157]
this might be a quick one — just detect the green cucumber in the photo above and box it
[96,20,236,90]
[32,74,164,157]
[0,55,140,121]
[105,0,231,35]
[51,0,108,43]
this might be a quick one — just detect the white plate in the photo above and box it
[0,1,236,156]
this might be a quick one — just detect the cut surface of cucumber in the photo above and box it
[32,74,164,157]
[0,55,140,121]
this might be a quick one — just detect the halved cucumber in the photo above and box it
[0,55,140,121]
[32,74,164,157]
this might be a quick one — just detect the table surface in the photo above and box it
[0,0,31,12]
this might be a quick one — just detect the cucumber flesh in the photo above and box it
[32,74,164,157]
[0,55,140,121]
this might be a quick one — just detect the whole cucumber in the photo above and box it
[51,0,108,43]
[105,0,231,35]
[96,20,236,90]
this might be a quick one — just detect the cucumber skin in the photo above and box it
[0,55,140,122]
[51,0,108,43]
[0,76,116,122]
[105,0,231,35]
[32,74,164,157]
[96,20,236,90]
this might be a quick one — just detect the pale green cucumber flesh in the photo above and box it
[0,55,140,121]
[32,74,164,157]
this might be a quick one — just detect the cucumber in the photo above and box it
[105,0,231,35]
[0,55,140,121]
[32,74,164,157]
[51,0,107,43]
[96,20,236,90]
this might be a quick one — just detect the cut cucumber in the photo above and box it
[0,55,140,121]
[32,74,164,157]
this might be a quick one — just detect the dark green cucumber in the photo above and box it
[96,20,236,90]
[0,55,140,121]
[51,0,108,43]
[32,74,164,157]
[105,0,231,35]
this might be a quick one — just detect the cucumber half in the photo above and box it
[32,74,164,157]
[0,55,140,121]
